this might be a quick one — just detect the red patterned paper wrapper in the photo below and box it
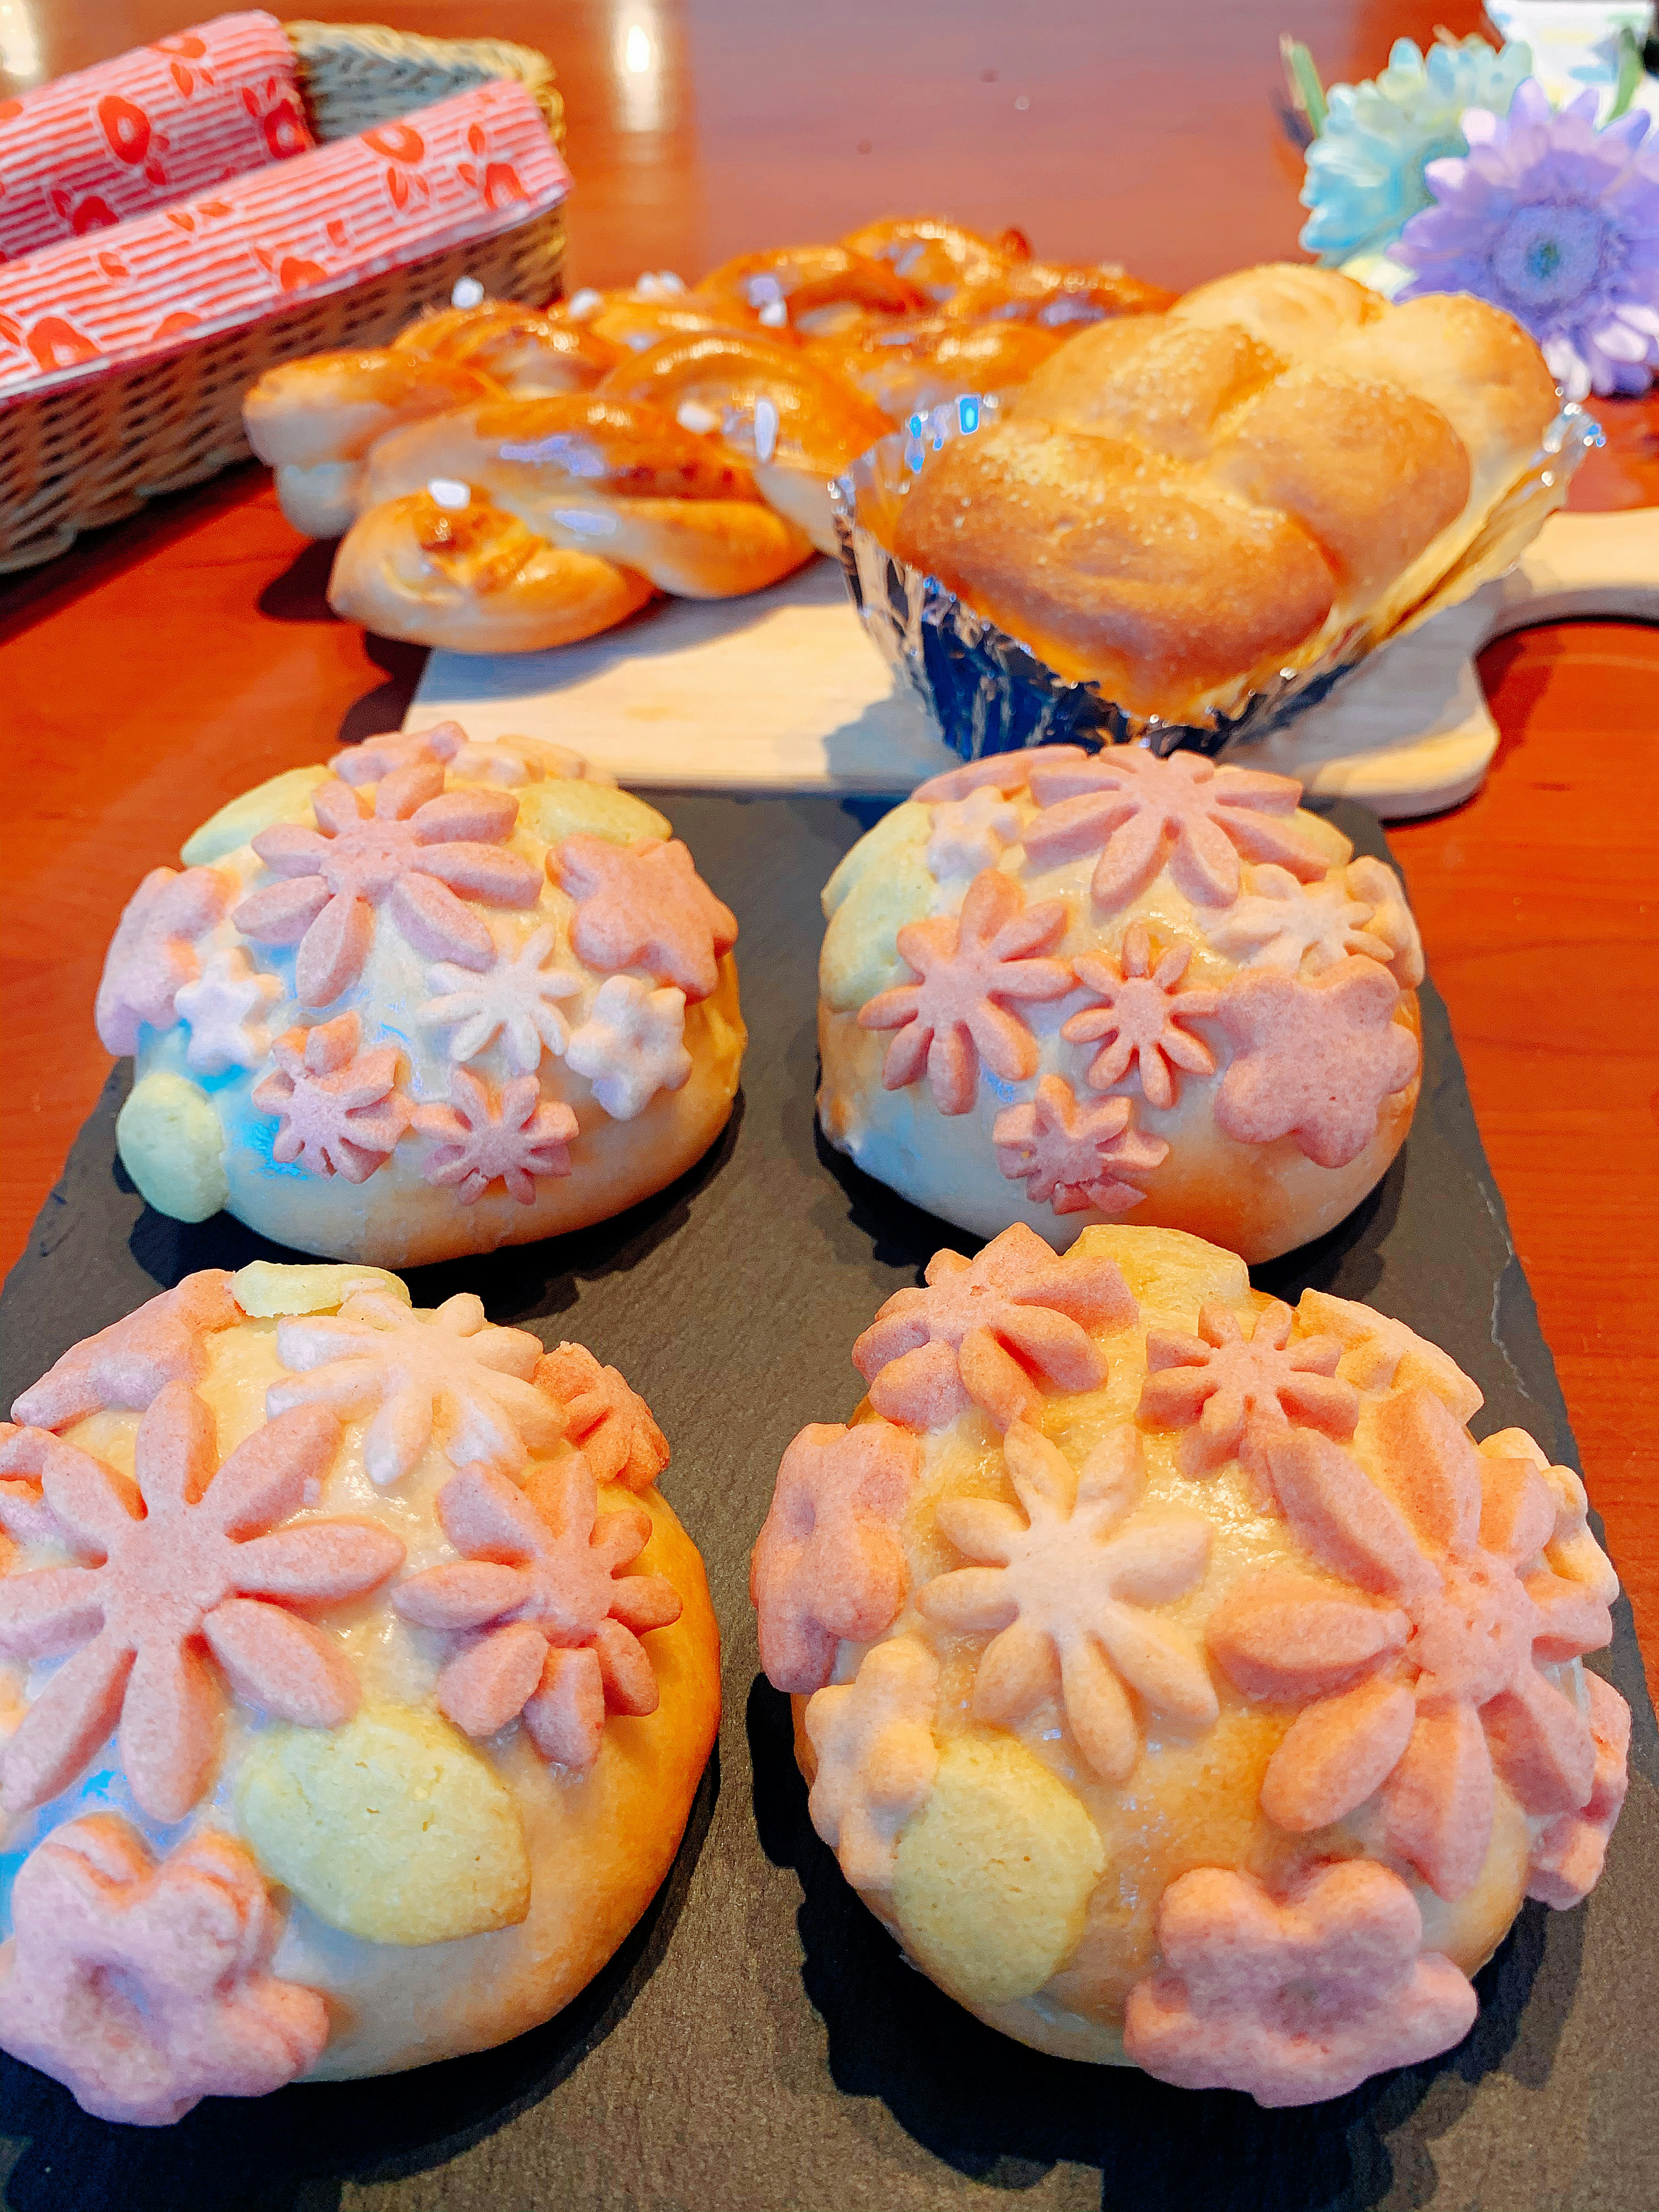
[0,80,571,400]
[0,11,313,265]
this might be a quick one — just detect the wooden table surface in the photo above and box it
[3,2,1656,1675]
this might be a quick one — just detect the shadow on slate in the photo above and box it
[0,796,1653,2212]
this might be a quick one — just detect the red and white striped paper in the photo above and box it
[0,80,571,400]
[0,12,313,266]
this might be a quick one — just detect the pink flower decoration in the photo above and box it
[95,864,234,1053]
[233,763,540,1007]
[918,1422,1217,1779]
[392,1458,681,1773]
[751,1419,923,1694]
[535,1342,670,1492]
[992,1077,1167,1217]
[1061,921,1219,1107]
[554,835,737,1002]
[1137,1299,1358,1485]
[1206,1389,1613,1900]
[413,1066,577,1204]
[856,869,1073,1116]
[1213,958,1419,1169]
[335,721,598,790]
[251,1011,412,1181]
[1123,1860,1477,2107]
[1526,1670,1630,1909]
[10,1270,238,1429]
[0,1816,329,2125]
[1020,750,1326,911]
[910,746,1091,804]
[852,1222,1136,1433]
[0,1382,404,1821]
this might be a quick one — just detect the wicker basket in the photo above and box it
[0,21,566,576]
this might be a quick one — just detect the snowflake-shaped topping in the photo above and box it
[0,1817,329,2126]
[1526,1671,1630,1910]
[413,1068,577,1205]
[269,1290,557,1486]
[852,1222,1136,1433]
[1206,1388,1614,1900]
[803,1637,939,1892]
[0,1385,403,1821]
[1213,959,1418,1169]
[565,975,693,1119]
[919,1422,1216,1779]
[856,869,1073,1116]
[992,1078,1167,1217]
[1062,921,1219,1106]
[95,865,235,1055]
[419,924,584,1072]
[1021,750,1326,911]
[553,836,737,1002]
[11,1271,239,1430]
[909,746,1092,805]
[175,946,284,1075]
[1345,856,1426,987]
[233,764,540,1007]
[925,786,1023,880]
[1203,864,1393,975]
[1123,1860,1478,2108]
[536,1343,669,1492]
[251,1012,412,1182]
[1137,1300,1359,1486]
[752,1420,922,1694]
[392,1459,681,1773]
[334,721,605,790]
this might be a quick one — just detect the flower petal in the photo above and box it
[1260,1676,1416,1832]
[120,1635,222,1823]
[591,1617,658,1714]
[1482,1666,1595,1817]
[1264,1430,1437,1601]
[1093,1602,1217,1728]
[972,1618,1058,1724]
[1208,1578,1409,1701]
[916,1567,1018,1635]
[1382,1702,1494,1901]
[202,1599,360,1727]
[1060,1634,1140,1778]
[0,1632,133,1813]
[392,1558,533,1630]
[521,1644,605,1769]
[436,1621,547,1737]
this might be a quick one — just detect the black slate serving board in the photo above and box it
[0,796,1653,2212]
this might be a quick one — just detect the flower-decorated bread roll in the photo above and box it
[0,1263,720,2121]
[96,723,746,1265]
[819,746,1422,1264]
[891,264,1560,721]
[750,1223,1628,2104]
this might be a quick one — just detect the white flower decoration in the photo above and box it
[268,1290,560,1485]
[174,947,283,1074]
[925,786,1023,880]
[1204,864,1394,974]
[566,976,692,1120]
[418,925,584,1073]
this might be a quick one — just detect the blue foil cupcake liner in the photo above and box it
[830,395,1601,766]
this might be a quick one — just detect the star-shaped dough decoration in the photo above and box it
[918,1421,1217,1779]
[565,975,693,1119]
[413,1067,578,1204]
[553,835,737,1001]
[175,947,284,1075]
[1061,920,1218,1106]
[1202,863,1393,974]
[1136,1298,1358,1484]
[251,1012,412,1182]
[924,785,1023,880]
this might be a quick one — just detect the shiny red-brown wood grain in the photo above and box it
[3,1,1656,1671]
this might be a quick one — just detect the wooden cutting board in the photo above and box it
[404,507,1658,817]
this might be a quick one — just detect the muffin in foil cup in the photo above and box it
[830,394,1601,765]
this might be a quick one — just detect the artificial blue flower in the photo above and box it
[1390,80,1659,399]
[1300,34,1535,265]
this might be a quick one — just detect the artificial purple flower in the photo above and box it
[1389,79,1659,398]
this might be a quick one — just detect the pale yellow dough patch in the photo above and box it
[231,1260,412,1317]
[181,766,328,865]
[819,801,934,1013]
[515,780,670,850]
[237,1702,532,1945]
[892,1732,1105,2005]
[115,1071,228,1222]
[1072,1223,1249,1319]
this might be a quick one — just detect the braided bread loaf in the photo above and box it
[892,264,1559,721]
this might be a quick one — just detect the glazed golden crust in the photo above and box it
[242,349,497,468]
[892,264,1560,718]
[598,331,893,475]
[807,317,1066,422]
[891,420,1337,709]
[392,302,627,390]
